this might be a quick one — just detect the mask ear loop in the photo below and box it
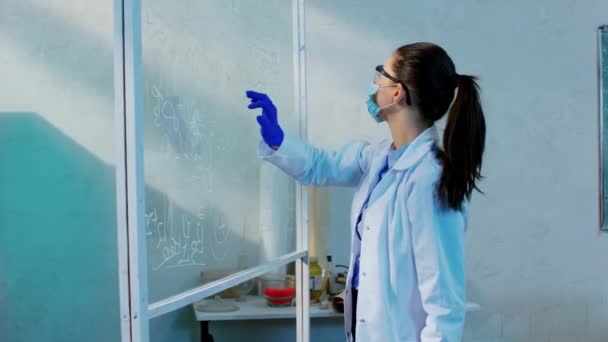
[376,65,411,105]
[384,84,413,109]
[377,84,400,110]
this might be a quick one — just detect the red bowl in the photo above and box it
[264,287,296,307]
[260,275,296,307]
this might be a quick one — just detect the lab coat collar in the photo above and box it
[392,126,438,171]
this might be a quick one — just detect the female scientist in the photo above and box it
[246,42,486,342]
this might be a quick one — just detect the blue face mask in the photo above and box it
[366,83,397,123]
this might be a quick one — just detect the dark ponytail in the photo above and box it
[392,42,486,211]
[437,75,486,210]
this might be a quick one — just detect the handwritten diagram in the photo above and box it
[146,202,238,271]
[141,6,295,274]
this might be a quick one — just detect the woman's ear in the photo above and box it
[395,84,407,104]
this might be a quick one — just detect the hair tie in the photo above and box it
[453,73,461,88]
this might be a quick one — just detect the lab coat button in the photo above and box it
[360,318,365,324]
[366,225,370,231]
[362,272,366,277]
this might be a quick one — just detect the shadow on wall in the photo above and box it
[0,112,262,341]
[0,112,121,342]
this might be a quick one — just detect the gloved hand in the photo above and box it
[246,90,284,148]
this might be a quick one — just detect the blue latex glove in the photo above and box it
[245,90,284,148]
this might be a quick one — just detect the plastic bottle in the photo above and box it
[309,257,322,303]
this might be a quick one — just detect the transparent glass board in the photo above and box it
[141,0,298,302]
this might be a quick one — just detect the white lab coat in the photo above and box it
[258,126,467,342]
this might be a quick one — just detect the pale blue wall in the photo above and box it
[210,0,608,341]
